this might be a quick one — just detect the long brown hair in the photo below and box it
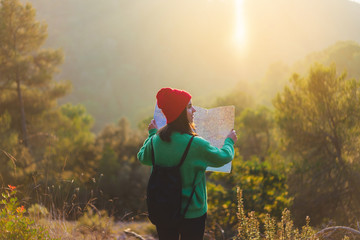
[158,108,197,142]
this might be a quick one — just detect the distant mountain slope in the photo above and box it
[25,0,360,131]
[258,41,360,106]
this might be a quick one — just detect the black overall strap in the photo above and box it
[177,135,195,167]
[182,174,198,218]
[179,136,197,218]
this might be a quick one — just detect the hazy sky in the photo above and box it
[26,0,360,128]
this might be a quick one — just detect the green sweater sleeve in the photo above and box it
[196,137,235,168]
[137,128,157,166]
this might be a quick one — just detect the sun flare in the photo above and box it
[234,0,246,48]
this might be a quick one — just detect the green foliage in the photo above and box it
[205,104,288,239]
[0,111,18,149]
[0,0,105,221]
[0,0,79,187]
[28,204,49,220]
[11,103,99,220]
[0,112,33,189]
[274,63,360,225]
[235,107,277,162]
[207,156,291,238]
[0,185,51,239]
[0,0,71,148]
[95,118,150,217]
[76,206,114,237]
[206,99,292,238]
[0,111,26,183]
[42,103,96,181]
[235,187,317,240]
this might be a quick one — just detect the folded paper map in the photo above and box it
[154,104,235,173]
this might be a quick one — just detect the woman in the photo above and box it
[137,87,237,240]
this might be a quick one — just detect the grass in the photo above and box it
[35,219,156,240]
[2,184,360,240]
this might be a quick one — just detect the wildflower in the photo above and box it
[16,205,25,213]
[8,185,16,191]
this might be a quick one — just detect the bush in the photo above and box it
[235,187,316,240]
[0,185,51,240]
[206,157,291,238]
[76,206,114,237]
[28,204,49,220]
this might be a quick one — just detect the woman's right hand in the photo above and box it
[148,119,158,131]
[226,129,238,143]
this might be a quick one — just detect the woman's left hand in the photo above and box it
[226,129,238,143]
[148,119,158,131]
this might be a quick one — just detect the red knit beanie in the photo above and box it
[156,87,192,124]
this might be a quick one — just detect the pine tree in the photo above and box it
[0,0,70,147]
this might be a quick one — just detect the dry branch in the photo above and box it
[315,226,360,238]
[124,228,146,240]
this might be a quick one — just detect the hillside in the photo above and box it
[256,41,360,106]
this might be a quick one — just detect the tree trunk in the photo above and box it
[16,79,28,147]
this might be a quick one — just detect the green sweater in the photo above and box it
[137,128,235,219]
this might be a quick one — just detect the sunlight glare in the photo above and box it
[234,0,246,49]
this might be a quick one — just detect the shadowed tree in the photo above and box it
[236,107,275,162]
[95,118,149,217]
[274,63,360,225]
